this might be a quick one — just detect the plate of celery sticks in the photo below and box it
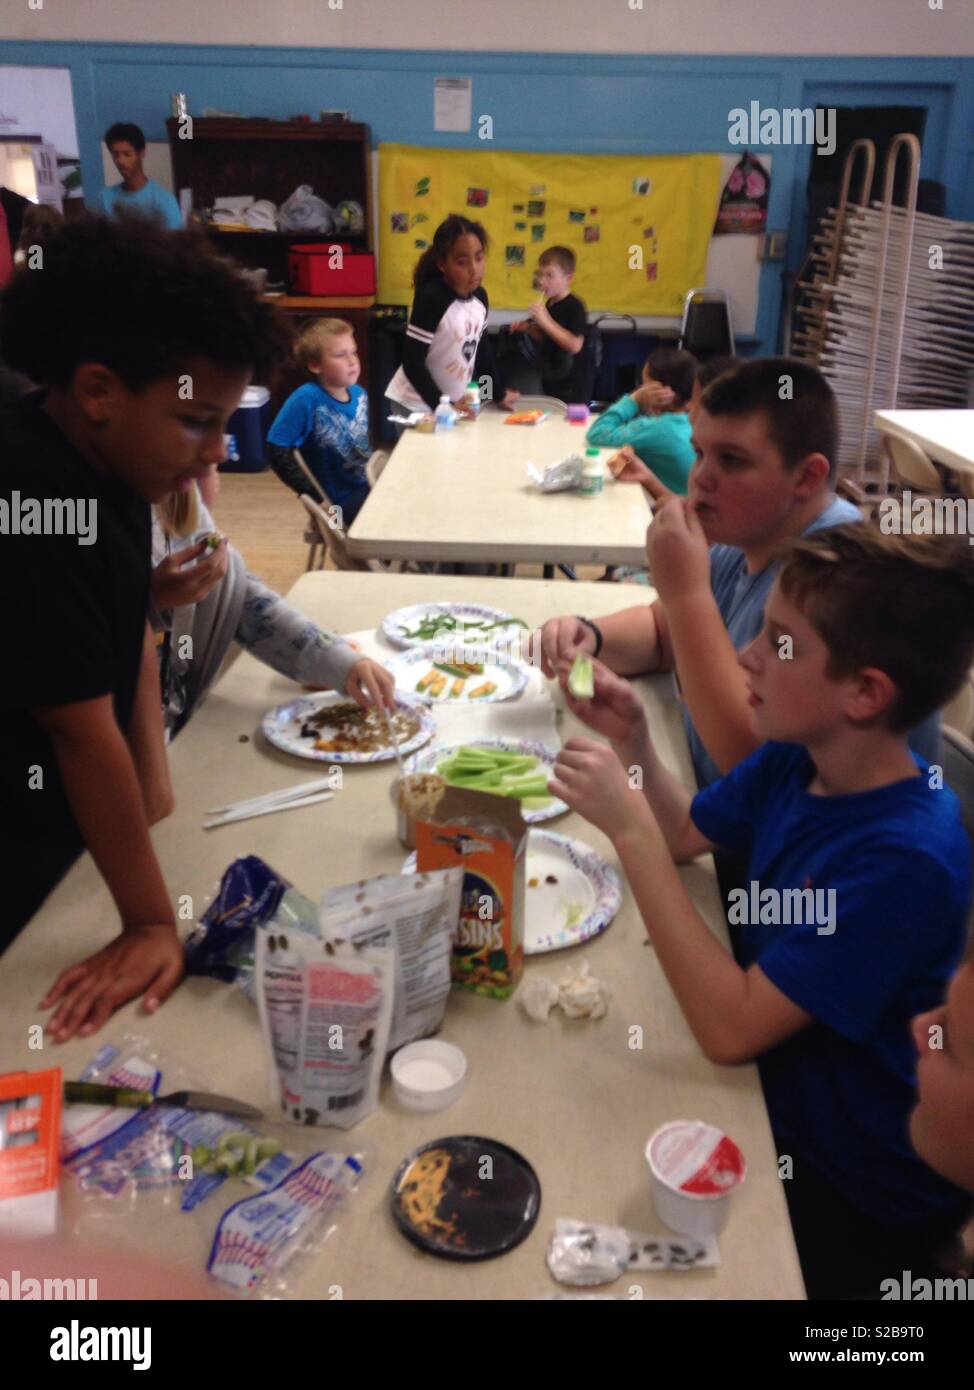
[384,644,529,705]
[404,738,568,823]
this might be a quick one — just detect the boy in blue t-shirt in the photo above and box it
[267,317,371,528]
[551,524,974,1299]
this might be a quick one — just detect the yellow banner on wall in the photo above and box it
[378,144,722,315]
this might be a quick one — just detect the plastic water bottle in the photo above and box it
[434,395,456,431]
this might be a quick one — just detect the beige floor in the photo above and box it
[211,468,611,595]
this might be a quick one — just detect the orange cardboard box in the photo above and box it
[0,1067,62,1236]
[415,786,526,999]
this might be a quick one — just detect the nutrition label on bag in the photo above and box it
[258,943,393,1129]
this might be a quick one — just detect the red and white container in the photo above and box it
[645,1120,746,1238]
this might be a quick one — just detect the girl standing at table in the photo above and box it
[150,468,394,736]
[385,214,520,420]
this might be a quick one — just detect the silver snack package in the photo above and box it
[526,454,584,493]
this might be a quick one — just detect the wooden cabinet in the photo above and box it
[165,118,376,414]
[165,117,373,285]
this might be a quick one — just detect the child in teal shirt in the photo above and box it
[587,346,697,494]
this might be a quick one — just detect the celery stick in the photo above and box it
[521,796,554,810]
[501,777,551,799]
[567,652,595,700]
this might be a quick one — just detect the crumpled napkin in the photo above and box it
[520,960,609,1022]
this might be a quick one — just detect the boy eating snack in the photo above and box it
[0,215,287,1037]
[551,525,974,1299]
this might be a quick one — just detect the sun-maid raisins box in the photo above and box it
[415,787,526,1000]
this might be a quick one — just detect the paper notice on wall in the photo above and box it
[434,77,472,133]
[31,142,62,210]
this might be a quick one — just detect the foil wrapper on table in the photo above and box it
[526,454,585,492]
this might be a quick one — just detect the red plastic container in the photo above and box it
[288,242,376,295]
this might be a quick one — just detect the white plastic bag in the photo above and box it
[278,184,335,233]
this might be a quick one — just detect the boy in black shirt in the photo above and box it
[0,216,286,1040]
[506,246,588,401]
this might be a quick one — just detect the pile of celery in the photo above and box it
[435,745,553,809]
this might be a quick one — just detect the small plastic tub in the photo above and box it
[391,1040,467,1112]
[645,1120,746,1238]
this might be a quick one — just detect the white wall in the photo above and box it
[0,66,79,157]
[3,0,971,57]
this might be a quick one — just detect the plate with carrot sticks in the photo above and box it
[384,645,529,705]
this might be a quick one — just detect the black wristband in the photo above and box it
[576,616,603,659]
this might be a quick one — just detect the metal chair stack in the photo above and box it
[792,135,974,490]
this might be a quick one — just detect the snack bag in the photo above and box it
[185,856,321,1001]
[319,868,462,1052]
[184,855,292,982]
[415,786,527,999]
[208,1151,362,1295]
[256,929,393,1130]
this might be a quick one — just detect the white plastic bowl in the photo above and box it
[390,1039,467,1112]
[645,1120,746,1239]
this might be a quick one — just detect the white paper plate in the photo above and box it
[405,737,567,823]
[385,645,529,705]
[403,828,622,954]
[261,691,433,764]
[382,602,529,651]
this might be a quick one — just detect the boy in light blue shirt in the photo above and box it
[98,122,182,230]
[539,357,939,789]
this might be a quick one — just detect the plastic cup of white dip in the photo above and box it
[391,1039,467,1112]
[645,1120,746,1238]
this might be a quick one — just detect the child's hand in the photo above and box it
[631,381,675,414]
[550,736,643,842]
[608,446,651,484]
[452,397,477,418]
[646,497,711,602]
[499,389,521,410]
[345,657,397,712]
[151,536,229,610]
[562,659,649,748]
[40,924,184,1041]
[508,319,530,333]
[527,298,550,325]
[537,615,597,679]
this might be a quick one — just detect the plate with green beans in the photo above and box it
[382,602,529,652]
[404,738,569,823]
